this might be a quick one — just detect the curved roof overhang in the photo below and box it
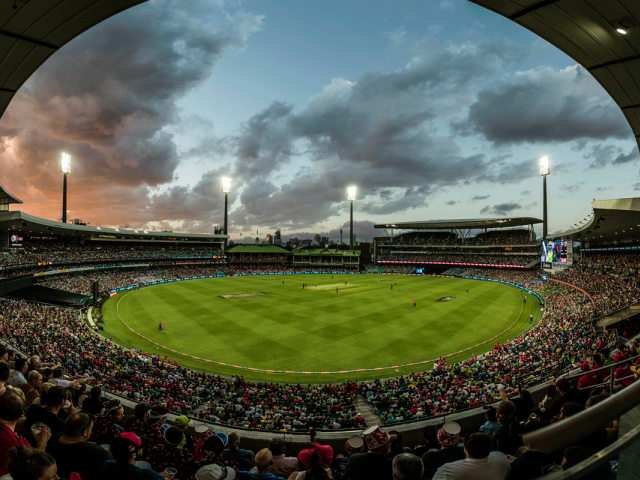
[0,0,148,119]
[470,0,640,152]
[374,217,542,230]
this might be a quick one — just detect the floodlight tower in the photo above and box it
[60,153,71,223]
[539,156,550,240]
[222,177,231,237]
[348,186,356,250]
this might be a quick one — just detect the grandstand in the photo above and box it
[1,0,640,478]
[373,217,541,274]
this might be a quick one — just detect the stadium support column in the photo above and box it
[348,186,356,250]
[60,153,71,223]
[539,156,550,240]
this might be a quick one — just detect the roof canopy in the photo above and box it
[227,245,290,254]
[471,0,640,153]
[0,182,22,205]
[550,197,640,243]
[0,0,147,120]
[374,217,541,230]
[0,211,226,242]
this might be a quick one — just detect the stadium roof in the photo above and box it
[0,182,22,205]
[0,0,147,120]
[374,217,542,230]
[292,248,360,256]
[0,211,227,242]
[471,0,640,152]
[550,197,640,244]
[227,245,289,253]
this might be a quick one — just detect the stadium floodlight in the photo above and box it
[347,186,356,201]
[539,156,550,241]
[539,156,550,176]
[222,177,232,194]
[60,152,71,174]
[617,28,627,34]
[221,176,232,240]
[60,152,72,223]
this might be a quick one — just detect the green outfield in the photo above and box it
[100,274,542,383]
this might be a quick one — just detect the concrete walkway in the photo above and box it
[354,394,381,427]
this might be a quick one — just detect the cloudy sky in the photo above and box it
[1,0,638,242]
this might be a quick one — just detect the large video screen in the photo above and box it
[9,232,24,248]
[541,237,571,264]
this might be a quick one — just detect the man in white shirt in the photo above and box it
[433,432,510,480]
[49,367,90,388]
[7,359,28,388]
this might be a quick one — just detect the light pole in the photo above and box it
[539,156,550,241]
[222,177,231,238]
[60,153,71,223]
[348,186,356,250]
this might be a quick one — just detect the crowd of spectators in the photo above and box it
[379,253,536,267]
[468,230,534,246]
[0,242,224,267]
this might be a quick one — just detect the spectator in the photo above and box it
[491,401,522,455]
[195,461,238,480]
[346,426,393,480]
[560,446,611,479]
[49,367,89,389]
[478,407,500,438]
[125,401,150,432]
[97,432,166,480]
[74,384,88,409]
[223,431,255,471]
[0,362,10,396]
[91,399,125,445]
[288,449,332,479]
[45,411,113,479]
[411,426,439,458]
[546,378,586,417]
[421,422,465,480]
[237,448,287,480]
[392,453,423,480]
[193,425,213,462]
[82,386,105,416]
[200,435,239,472]
[267,436,299,477]
[8,358,28,388]
[132,407,168,447]
[432,433,510,480]
[26,386,73,436]
[20,371,42,406]
[147,425,199,480]
[0,392,51,476]
[5,445,58,480]
[174,415,195,452]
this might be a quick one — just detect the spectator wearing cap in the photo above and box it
[91,399,125,445]
[546,378,586,417]
[133,407,169,447]
[222,431,255,471]
[288,449,333,480]
[297,429,332,470]
[421,422,465,480]
[174,415,195,452]
[46,411,114,479]
[148,425,199,480]
[201,435,239,472]
[195,461,237,480]
[193,425,213,461]
[7,358,28,388]
[491,401,522,456]
[0,392,51,476]
[332,435,364,478]
[345,426,393,480]
[392,453,423,480]
[97,432,165,480]
[479,407,500,438]
[433,433,509,480]
[266,436,299,477]
[236,448,287,480]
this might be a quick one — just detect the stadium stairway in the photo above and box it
[353,394,381,426]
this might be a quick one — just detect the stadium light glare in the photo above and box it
[539,156,550,176]
[347,186,356,201]
[60,152,71,174]
[222,177,232,193]
[617,28,627,34]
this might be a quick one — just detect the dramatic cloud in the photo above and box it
[453,65,632,145]
[584,144,640,169]
[479,202,522,216]
[0,0,263,226]
[470,194,490,202]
